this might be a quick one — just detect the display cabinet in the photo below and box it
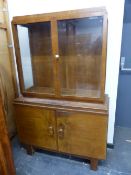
[12,7,107,102]
[12,7,109,171]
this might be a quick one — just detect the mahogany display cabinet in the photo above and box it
[12,7,109,171]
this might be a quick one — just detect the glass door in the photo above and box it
[16,21,55,95]
[57,16,104,99]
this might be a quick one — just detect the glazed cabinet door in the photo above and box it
[14,21,55,96]
[57,111,108,159]
[57,15,107,101]
[14,105,57,151]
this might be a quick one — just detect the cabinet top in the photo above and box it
[14,95,109,115]
[12,7,107,25]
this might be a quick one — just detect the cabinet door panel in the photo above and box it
[57,111,107,159]
[14,105,57,150]
[57,16,104,99]
[17,22,55,95]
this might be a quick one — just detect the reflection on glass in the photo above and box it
[58,16,103,98]
[17,26,33,89]
[17,22,54,95]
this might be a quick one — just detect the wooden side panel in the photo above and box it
[0,29,15,137]
[0,0,4,7]
[0,142,8,175]
[14,104,57,151]
[0,0,16,137]
[0,93,16,175]
[57,111,108,159]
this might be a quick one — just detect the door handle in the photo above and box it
[55,54,59,60]
[58,124,65,139]
[48,126,54,137]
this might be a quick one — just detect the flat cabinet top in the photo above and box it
[12,7,107,24]
[12,7,108,103]
[14,95,109,115]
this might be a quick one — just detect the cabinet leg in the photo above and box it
[25,145,35,155]
[90,158,98,171]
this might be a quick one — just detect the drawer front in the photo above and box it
[57,111,108,159]
[14,105,57,151]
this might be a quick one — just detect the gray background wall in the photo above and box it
[115,0,131,128]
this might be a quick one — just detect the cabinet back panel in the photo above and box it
[29,23,54,88]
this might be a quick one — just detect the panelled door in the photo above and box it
[15,105,57,151]
[57,111,108,159]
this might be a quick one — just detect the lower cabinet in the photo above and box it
[14,100,108,171]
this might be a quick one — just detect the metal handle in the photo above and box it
[48,126,54,137]
[58,124,65,139]
[55,54,59,60]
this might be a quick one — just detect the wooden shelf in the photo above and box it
[27,86,54,94]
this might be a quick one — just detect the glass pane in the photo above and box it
[58,16,103,98]
[17,22,54,95]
